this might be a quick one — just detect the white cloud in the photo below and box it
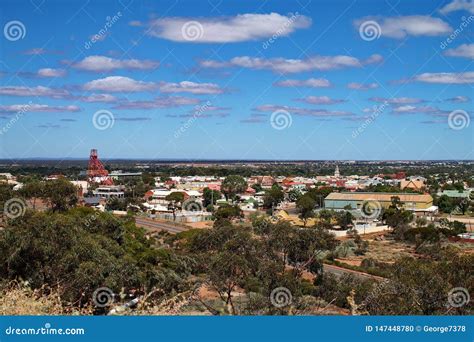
[445,95,470,103]
[444,44,474,59]
[0,86,70,99]
[200,54,382,73]
[347,82,379,90]
[84,76,157,92]
[274,78,332,88]
[413,72,474,84]
[439,0,474,14]
[158,81,224,94]
[74,56,159,72]
[392,105,448,115]
[355,15,452,39]
[295,96,345,105]
[0,104,80,114]
[80,94,117,103]
[37,68,66,78]
[147,13,311,43]
[129,20,143,27]
[114,96,201,110]
[370,97,425,104]
[255,104,353,117]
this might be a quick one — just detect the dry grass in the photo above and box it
[0,282,65,315]
[0,282,94,315]
[336,237,415,266]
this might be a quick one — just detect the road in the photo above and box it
[135,217,190,234]
[323,263,385,282]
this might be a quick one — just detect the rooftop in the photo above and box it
[325,192,433,202]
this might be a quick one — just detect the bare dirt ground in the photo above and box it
[337,237,415,266]
[186,221,213,229]
[338,234,474,266]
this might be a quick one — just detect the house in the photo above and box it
[109,171,142,180]
[400,177,426,191]
[148,188,202,204]
[71,180,89,197]
[437,190,471,199]
[92,185,125,199]
[324,192,436,212]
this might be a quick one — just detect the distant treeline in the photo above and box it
[1,161,473,180]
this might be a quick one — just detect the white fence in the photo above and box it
[329,224,390,237]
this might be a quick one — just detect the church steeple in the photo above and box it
[334,165,340,178]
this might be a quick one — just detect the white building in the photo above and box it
[93,185,125,199]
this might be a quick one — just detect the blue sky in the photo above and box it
[0,0,472,160]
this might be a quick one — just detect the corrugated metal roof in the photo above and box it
[325,192,432,202]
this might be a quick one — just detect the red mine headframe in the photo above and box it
[87,149,113,185]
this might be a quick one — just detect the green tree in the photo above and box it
[0,184,15,208]
[363,256,473,315]
[383,200,413,230]
[203,187,221,207]
[43,178,78,212]
[221,175,247,202]
[263,184,284,210]
[454,198,469,215]
[0,208,194,308]
[213,205,243,221]
[19,181,44,209]
[251,183,263,193]
[106,197,127,211]
[287,227,338,276]
[437,195,455,214]
[336,211,353,230]
[165,192,185,203]
[141,172,156,185]
[306,187,332,208]
[318,209,334,223]
[296,195,316,227]
[287,188,302,202]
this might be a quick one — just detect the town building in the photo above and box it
[109,171,143,180]
[324,192,436,212]
[92,185,125,199]
[437,189,472,199]
[400,176,426,191]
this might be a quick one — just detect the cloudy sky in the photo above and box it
[0,0,473,160]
